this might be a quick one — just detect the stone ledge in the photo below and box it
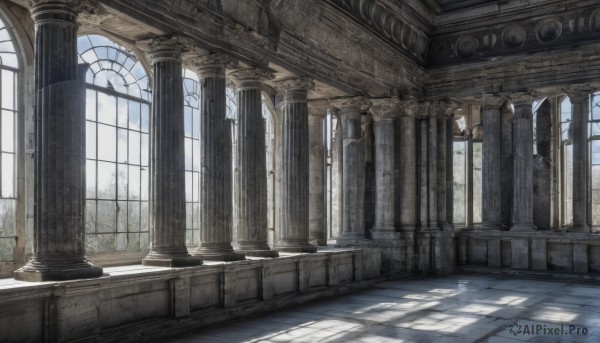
[0,247,381,342]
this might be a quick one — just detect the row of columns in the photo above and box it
[15,0,321,281]
[481,89,591,232]
[329,97,460,245]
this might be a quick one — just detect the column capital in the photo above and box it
[397,97,419,118]
[331,96,371,121]
[440,99,462,117]
[274,77,315,93]
[137,35,188,64]
[510,92,537,107]
[228,67,274,90]
[29,0,81,25]
[416,101,431,119]
[307,100,329,117]
[563,84,593,103]
[186,53,238,78]
[370,97,400,122]
[482,94,508,110]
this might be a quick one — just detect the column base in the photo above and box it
[142,255,203,267]
[14,259,103,282]
[439,222,453,231]
[480,223,503,231]
[336,233,366,246]
[275,240,317,253]
[237,249,280,258]
[309,238,328,246]
[570,224,591,233]
[510,223,536,232]
[371,227,398,240]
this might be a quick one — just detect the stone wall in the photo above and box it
[0,248,381,343]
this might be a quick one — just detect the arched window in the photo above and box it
[560,96,573,226]
[78,35,150,254]
[0,15,19,262]
[183,69,201,246]
[590,92,600,228]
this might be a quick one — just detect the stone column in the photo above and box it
[445,104,459,227]
[230,68,279,257]
[436,101,460,230]
[566,86,591,232]
[362,114,376,234]
[398,99,419,232]
[481,95,505,230]
[139,37,202,267]
[428,103,439,229]
[510,93,536,232]
[307,101,328,246]
[331,112,343,239]
[14,1,103,281]
[370,98,398,239]
[333,97,371,245]
[274,78,317,253]
[418,103,431,229]
[191,55,245,261]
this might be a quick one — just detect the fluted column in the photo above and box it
[565,86,592,232]
[331,112,343,239]
[308,101,328,246]
[428,103,439,229]
[398,99,419,232]
[510,93,536,232]
[274,78,317,253]
[333,97,371,245]
[418,102,431,229]
[191,55,245,261]
[482,95,506,230]
[370,98,398,239]
[230,68,279,257]
[14,1,102,281]
[138,37,202,267]
[436,100,460,230]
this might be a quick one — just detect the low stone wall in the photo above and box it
[0,248,381,343]
[456,230,600,276]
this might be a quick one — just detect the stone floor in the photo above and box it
[162,274,600,343]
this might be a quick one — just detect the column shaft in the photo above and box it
[15,1,102,281]
[446,115,454,226]
[274,78,316,253]
[511,94,536,231]
[570,91,591,232]
[232,70,279,256]
[193,58,244,260]
[399,111,417,231]
[372,119,395,237]
[308,104,327,245]
[482,97,504,230]
[331,116,343,239]
[334,97,370,245]
[419,118,429,228]
[143,41,201,267]
[428,116,438,228]
[437,115,448,230]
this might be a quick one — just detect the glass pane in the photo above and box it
[117,163,128,200]
[453,142,466,225]
[97,161,116,199]
[0,199,15,236]
[1,153,13,197]
[97,124,116,161]
[86,160,96,198]
[473,142,483,224]
[96,200,116,233]
[592,94,600,120]
[193,172,199,202]
[193,108,200,139]
[117,200,127,233]
[141,104,149,133]
[1,70,14,110]
[193,140,200,171]
[141,168,148,201]
[128,201,140,232]
[85,200,96,233]
[118,97,128,128]
[184,106,192,137]
[141,133,149,166]
[140,201,149,232]
[2,110,14,152]
[86,122,96,159]
[185,138,192,171]
[185,171,192,202]
[128,165,140,200]
[129,101,140,131]
[86,90,96,121]
[128,131,140,165]
[97,92,117,125]
[117,128,128,163]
